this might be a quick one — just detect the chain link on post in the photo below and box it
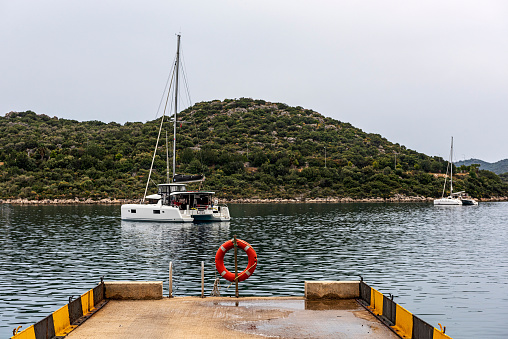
[211,277,221,296]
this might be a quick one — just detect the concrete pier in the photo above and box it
[12,281,451,339]
[66,297,398,339]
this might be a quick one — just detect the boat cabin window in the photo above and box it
[171,185,186,192]
[158,184,186,194]
[196,195,211,206]
[168,192,215,210]
[158,186,170,194]
[153,210,160,214]
[130,209,136,213]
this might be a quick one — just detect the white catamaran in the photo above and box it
[121,35,230,222]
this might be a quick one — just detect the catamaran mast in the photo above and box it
[172,34,181,181]
[141,35,180,201]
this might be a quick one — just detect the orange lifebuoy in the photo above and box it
[215,239,257,282]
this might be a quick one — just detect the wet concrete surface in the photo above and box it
[67,297,399,339]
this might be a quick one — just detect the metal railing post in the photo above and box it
[169,262,173,298]
[201,261,205,298]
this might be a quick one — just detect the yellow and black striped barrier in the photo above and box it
[359,280,452,339]
[11,282,106,339]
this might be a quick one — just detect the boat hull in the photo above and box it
[433,198,462,205]
[191,215,230,222]
[190,207,231,222]
[121,204,193,222]
[461,199,478,206]
[120,204,230,222]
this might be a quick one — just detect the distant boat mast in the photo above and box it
[450,136,454,194]
[440,136,455,199]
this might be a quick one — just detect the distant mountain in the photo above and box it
[455,158,508,175]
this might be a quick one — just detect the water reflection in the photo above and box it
[0,203,507,338]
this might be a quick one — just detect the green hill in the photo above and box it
[1,98,507,201]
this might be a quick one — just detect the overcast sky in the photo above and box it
[1,1,507,162]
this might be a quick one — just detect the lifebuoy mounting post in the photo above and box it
[215,237,257,284]
[234,235,239,297]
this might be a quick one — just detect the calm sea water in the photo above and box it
[0,202,507,338]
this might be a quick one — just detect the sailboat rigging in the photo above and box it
[121,35,230,222]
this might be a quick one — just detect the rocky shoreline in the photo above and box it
[0,198,135,205]
[1,195,507,205]
[228,195,508,203]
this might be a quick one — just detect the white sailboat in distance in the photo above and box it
[434,137,462,205]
